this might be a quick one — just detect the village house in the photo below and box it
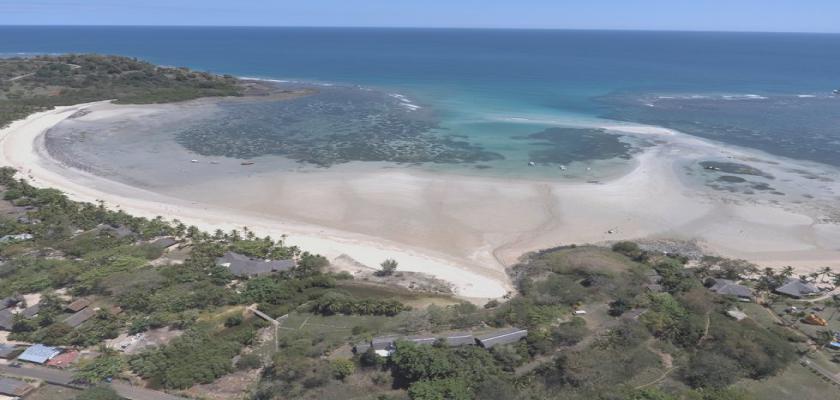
[63,307,96,328]
[0,343,18,359]
[0,310,13,331]
[17,344,61,364]
[775,278,821,298]
[709,278,754,301]
[150,236,179,250]
[475,327,528,349]
[0,377,34,398]
[216,252,295,277]
[65,298,91,313]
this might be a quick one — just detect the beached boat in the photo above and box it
[241,161,255,166]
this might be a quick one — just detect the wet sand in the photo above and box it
[2,101,840,301]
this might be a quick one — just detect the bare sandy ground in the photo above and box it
[2,102,839,301]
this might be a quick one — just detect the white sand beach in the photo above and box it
[2,102,840,301]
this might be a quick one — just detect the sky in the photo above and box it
[0,0,838,33]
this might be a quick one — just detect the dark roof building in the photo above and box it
[404,333,475,347]
[354,336,400,354]
[64,307,96,328]
[66,298,91,312]
[0,343,18,359]
[476,327,528,348]
[216,252,295,277]
[0,309,13,331]
[22,303,40,318]
[102,224,135,239]
[150,236,179,250]
[709,279,754,300]
[405,336,437,346]
[0,295,21,310]
[775,278,821,298]
[443,333,475,347]
[0,377,35,397]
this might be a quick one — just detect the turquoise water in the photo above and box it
[3,27,840,167]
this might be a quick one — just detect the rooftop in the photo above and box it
[775,278,820,298]
[710,279,753,299]
[46,349,80,368]
[66,297,92,312]
[216,252,295,277]
[0,377,34,397]
[17,344,61,364]
[0,343,17,358]
[21,303,40,318]
[0,309,13,331]
[476,327,528,348]
[150,236,179,249]
[64,307,96,328]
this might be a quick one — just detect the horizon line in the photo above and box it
[1,24,839,35]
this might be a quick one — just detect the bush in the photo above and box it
[612,241,641,258]
[237,353,262,370]
[225,314,243,327]
[75,385,122,400]
[683,352,740,389]
[376,259,398,276]
[330,358,356,380]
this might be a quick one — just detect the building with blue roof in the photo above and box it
[17,344,61,364]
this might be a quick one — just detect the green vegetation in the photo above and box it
[377,258,399,276]
[73,352,124,384]
[0,54,242,128]
[74,386,123,400]
[129,319,264,389]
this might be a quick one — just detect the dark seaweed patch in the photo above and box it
[699,161,774,179]
[174,85,502,167]
[515,127,635,165]
[716,175,747,183]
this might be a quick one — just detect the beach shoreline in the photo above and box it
[2,101,840,302]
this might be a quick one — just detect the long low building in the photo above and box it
[0,310,13,331]
[64,307,96,328]
[354,329,525,354]
[0,377,34,398]
[476,327,529,348]
[216,252,295,277]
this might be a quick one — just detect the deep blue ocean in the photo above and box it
[3,26,840,166]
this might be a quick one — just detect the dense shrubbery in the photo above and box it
[309,292,410,316]
[129,320,263,389]
[390,341,508,400]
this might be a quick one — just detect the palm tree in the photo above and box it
[820,267,833,283]
[781,266,794,278]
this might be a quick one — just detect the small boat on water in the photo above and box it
[190,159,198,163]
[241,161,255,166]
[833,89,840,95]
[528,161,536,167]
[559,165,567,171]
